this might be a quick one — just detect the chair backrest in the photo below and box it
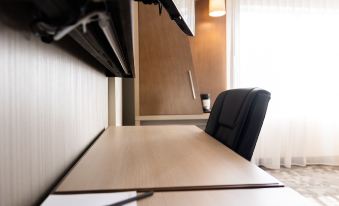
[205,88,271,161]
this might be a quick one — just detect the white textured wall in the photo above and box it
[0,21,108,205]
[108,78,122,126]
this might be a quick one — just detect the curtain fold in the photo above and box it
[227,0,339,169]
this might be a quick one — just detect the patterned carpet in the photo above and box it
[264,166,339,206]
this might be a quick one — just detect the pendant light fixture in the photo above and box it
[209,0,226,17]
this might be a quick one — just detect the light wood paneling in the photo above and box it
[0,21,108,205]
[139,3,203,115]
[56,126,281,193]
[138,188,313,206]
[189,0,227,104]
[132,1,139,123]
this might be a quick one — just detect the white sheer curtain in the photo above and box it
[227,0,339,169]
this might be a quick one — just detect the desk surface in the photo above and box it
[56,126,281,193]
[138,188,314,206]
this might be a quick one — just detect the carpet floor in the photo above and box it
[264,165,339,206]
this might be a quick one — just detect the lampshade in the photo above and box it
[209,0,226,17]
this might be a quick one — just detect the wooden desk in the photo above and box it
[138,188,314,206]
[55,126,282,193]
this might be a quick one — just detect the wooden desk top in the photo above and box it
[55,126,282,193]
[138,188,314,206]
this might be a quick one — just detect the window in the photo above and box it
[227,0,339,168]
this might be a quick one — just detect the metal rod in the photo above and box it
[188,70,196,99]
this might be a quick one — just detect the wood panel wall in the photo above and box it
[189,0,227,104]
[0,21,108,205]
[138,3,203,115]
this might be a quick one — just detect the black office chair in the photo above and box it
[205,88,271,161]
